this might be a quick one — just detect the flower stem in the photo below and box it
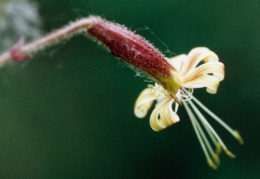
[0,18,93,66]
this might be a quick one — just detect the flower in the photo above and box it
[134,47,243,169]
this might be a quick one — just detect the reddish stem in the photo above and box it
[0,18,93,65]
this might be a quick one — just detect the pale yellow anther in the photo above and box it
[224,149,236,158]
[212,153,220,166]
[215,142,222,155]
[207,158,218,170]
[233,130,244,145]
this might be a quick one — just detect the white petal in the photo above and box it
[150,97,180,131]
[183,74,220,94]
[180,47,219,76]
[183,62,224,82]
[167,54,187,71]
[134,87,158,118]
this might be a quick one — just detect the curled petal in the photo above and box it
[134,87,158,118]
[181,47,219,76]
[183,74,220,94]
[150,97,180,131]
[183,62,225,83]
[167,54,187,72]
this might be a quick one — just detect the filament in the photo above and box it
[187,100,235,158]
[191,96,244,145]
[183,102,218,169]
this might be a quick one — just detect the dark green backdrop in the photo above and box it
[0,0,259,178]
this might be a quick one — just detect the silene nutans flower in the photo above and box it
[86,16,243,169]
[0,16,243,169]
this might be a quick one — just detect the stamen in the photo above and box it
[187,100,236,158]
[182,89,221,154]
[192,113,220,166]
[191,95,244,145]
[180,88,193,102]
[233,130,244,145]
[174,90,181,112]
[183,102,218,169]
[215,142,222,155]
[201,119,219,148]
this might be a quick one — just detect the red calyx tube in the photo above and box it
[87,16,181,103]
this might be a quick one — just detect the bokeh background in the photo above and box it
[0,0,259,178]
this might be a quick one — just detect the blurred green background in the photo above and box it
[0,0,259,178]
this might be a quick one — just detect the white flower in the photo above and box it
[134,47,243,169]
